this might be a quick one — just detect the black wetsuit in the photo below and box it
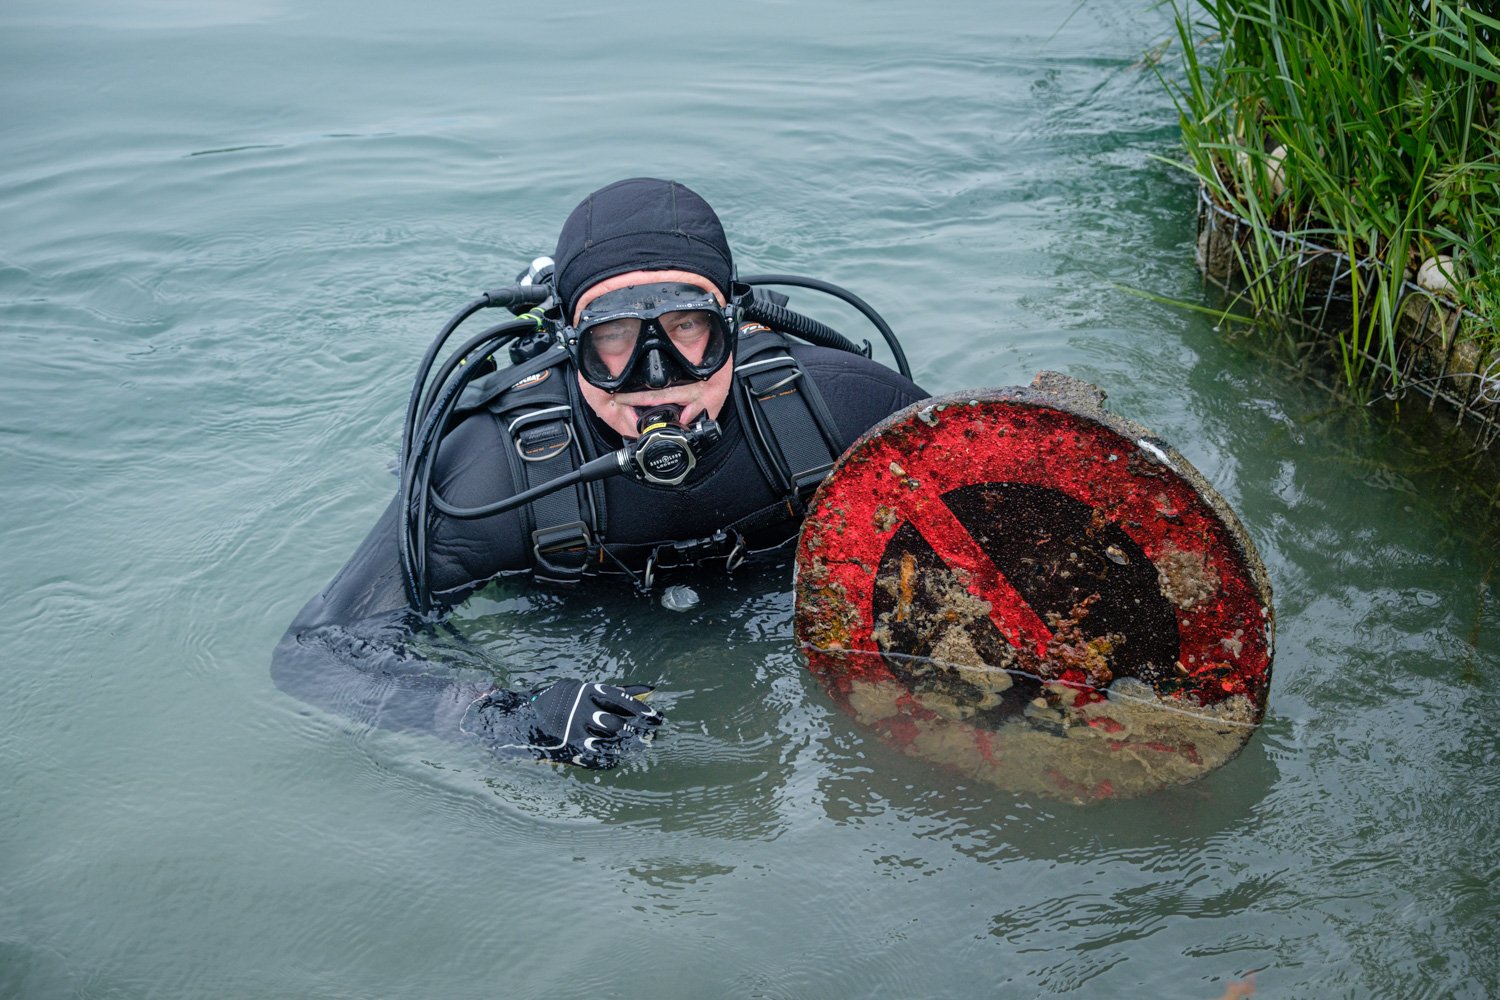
[272,341,927,736]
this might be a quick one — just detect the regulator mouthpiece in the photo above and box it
[635,404,685,435]
[625,406,720,487]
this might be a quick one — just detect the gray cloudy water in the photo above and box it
[2,1,1496,997]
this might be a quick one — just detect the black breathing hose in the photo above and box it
[741,295,868,358]
[740,272,911,380]
[401,284,552,470]
[401,296,487,480]
[401,329,510,611]
[399,296,548,611]
[403,326,517,603]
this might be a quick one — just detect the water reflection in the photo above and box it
[817,710,1279,856]
[405,550,1283,850]
[424,561,821,842]
[824,661,1265,802]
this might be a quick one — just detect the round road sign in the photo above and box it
[793,373,1274,802]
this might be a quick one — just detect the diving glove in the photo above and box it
[461,679,663,769]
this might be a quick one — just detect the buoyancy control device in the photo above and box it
[396,261,910,612]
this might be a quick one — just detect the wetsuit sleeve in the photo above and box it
[270,408,535,737]
[269,494,496,735]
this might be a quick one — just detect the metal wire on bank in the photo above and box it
[1194,186,1500,451]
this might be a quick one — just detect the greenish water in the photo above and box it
[2,1,1496,997]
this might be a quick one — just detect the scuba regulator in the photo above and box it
[424,404,722,526]
[397,256,909,612]
[625,404,721,486]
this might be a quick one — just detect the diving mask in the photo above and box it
[566,282,736,393]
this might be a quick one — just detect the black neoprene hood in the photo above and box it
[553,177,734,318]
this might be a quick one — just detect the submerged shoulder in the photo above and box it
[789,343,924,391]
[787,343,929,435]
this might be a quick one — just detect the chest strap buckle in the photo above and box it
[532,520,593,583]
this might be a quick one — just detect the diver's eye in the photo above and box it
[662,310,712,345]
[588,319,641,359]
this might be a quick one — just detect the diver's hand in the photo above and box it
[461,679,663,769]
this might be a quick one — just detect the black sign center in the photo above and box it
[871,483,1182,725]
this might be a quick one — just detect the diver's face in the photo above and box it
[574,269,734,439]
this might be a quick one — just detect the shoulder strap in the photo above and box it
[732,327,844,505]
[476,348,599,583]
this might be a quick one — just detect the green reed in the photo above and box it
[1165,0,1498,388]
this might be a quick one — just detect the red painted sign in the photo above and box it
[794,375,1274,801]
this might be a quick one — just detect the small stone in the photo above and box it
[1416,255,1463,295]
[1267,144,1288,197]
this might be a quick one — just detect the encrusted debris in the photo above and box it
[1155,544,1220,609]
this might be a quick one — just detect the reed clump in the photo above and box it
[1166,0,1499,411]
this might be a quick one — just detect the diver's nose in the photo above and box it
[643,348,670,389]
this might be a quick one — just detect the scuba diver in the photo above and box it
[271,177,929,769]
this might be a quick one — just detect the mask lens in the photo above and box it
[659,310,729,373]
[571,283,735,391]
[578,317,643,384]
